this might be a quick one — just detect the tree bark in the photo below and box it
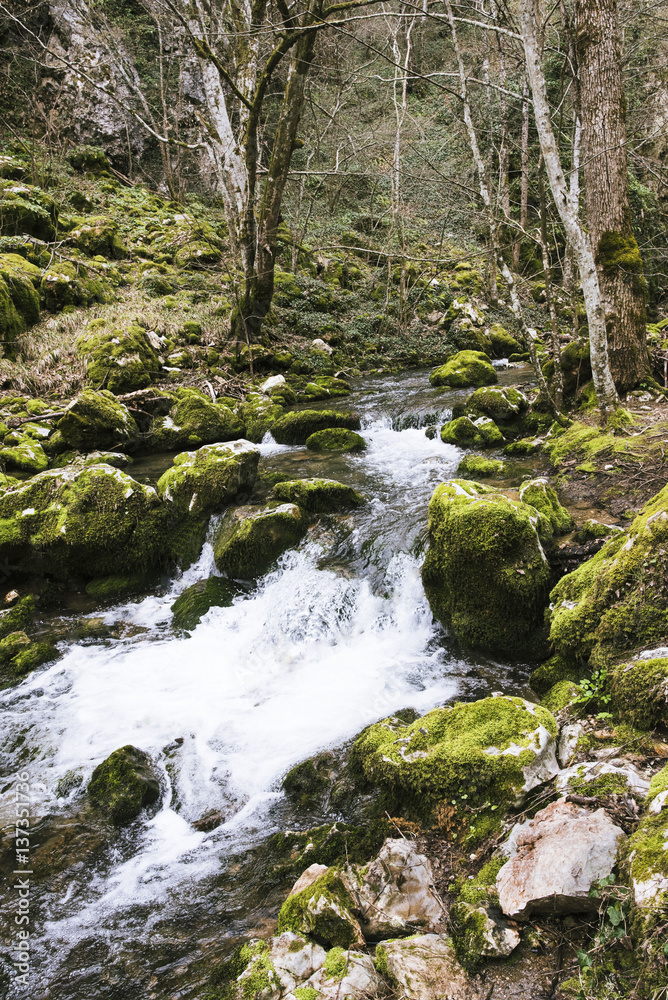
[519,0,619,417]
[575,0,651,392]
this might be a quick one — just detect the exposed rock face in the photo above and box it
[496,800,625,920]
[290,949,382,999]
[629,765,668,909]
[355,838,444,939]
[421,479,553,657]
[375,934,469,1000]
[278,866,365,949]
[213,502,308,579]
[555,757,651,799]
[268,932,326,995]
[354,695,558,837]
[450,900,520,964]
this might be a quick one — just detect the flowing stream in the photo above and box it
[0,367,539,999]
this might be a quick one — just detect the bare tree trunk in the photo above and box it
[539,160,564,410]
[519,0,619,417]
[514,77,530,271]
[575,0,651,392]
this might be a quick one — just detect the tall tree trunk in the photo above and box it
[514,77,530,270]
[575,0,650,392]
[520,0,619,417]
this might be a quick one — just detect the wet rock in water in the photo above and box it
[271,478,364,513]
[305,427,366,452]
[609,654,668,730]
[430,350,497,388]
[213,502,308,579]
[555,757,651,800]
[76,321,161,393]
[278,865,365,949]
[628,766,668,911]
[287,948,381,999]
[157,440,259,519]
[453,384,528,427]
[0,464,165,580]
[87,745,161,825]
[440,415,503,448]
[0,627,58,684]
[237,392,284,443]
[456,455,505,479]
[548,484,668,669]
[355,838,443,939]
[421,479,553,657]
[496,800,625,920]
[375,933,469,1000]
[84,574,147,600]
[271,408,361,445]
[303,376,351,400]
[57,389,139,452]
[269,932,326,994]
[149,388,245,451]
[518,478,573,541]
[354,695,558,838]
[450,900,520,966]
[171,576,242,630]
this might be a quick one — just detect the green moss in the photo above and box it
[421,480,552,657]
[149,390,245,451]
[457,385,528,425]
[84,574,146,599]
[293,987,319,1000]
[503,437,542,456]
[264,820,391,884]
[568,768,630,797]
[541,680,581,713]
[430,351,497,388]
[171,577,241,630]
[271,409,361,446]
[67,145,111,174]
[66,216,126,259]
[87,745,160,824]
[353,695,557,832]
[305,427,366,452]
[440,417,485,447]
[596,231,645,293]
[0,630,30,663]
[77,322,161,394]
[456,456,505,478]
[450,902,491,969]
[277,867,360,948]
[213,502,308,579]
[0,596,36,640]
[323,946,348,981]
[458,857,506,906]
[204,940,281,1000]
[518,479,573,538]
[609,657,668,730]
[488,324,521,359]
[574,519,622,543]
[530,654,581,696]
[57,390,139,452]
[157,441,259,519]
[11,641,58,674]
[271,478,364,513]
[0,435,48,473]
[549,484,668,667]
[237,393,284,444]
[41,261,108,312]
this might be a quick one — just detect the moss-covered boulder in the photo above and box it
[303,376,351,400]
[440,415,503,448]
[157,440,259,518]
[171,576,242,631]
[0,254,40,351]
[456,455,505,478]
[41,261,108,311]
[66,216,126,259]
[87,745,160,825]
[67,145,111,174]
[421,480,552,657]
[0,464,166,580]
[456,385,528,426]
[518,478,573,540]
[149,390,245,451]
[549,485,668,668]
[237,393,284,444]
[277,867,365,949]
[629,766,668,911]
[0,629,58,685]
[354,696,558,837]
[271,409,361,446]
[0,180,57,240]
[0,434,49,473]
[305,428,366,452]
[0,595,36,640]
[84,574,147,600]
[76,322,161,393]
[488,323,521,359]
[57,390,139,452]
[609,656,668,730]
[430,351,497,388]
[205,939,284,1000]
[271,479,364,513]
[213,502,308,579]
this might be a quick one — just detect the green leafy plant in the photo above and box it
[573,667,613,720]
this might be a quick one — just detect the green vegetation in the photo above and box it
[87,745,160,824]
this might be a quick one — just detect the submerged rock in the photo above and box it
[354,695,558,837]
[496,800,625,920]
[277,865,365,949]
[305,427,366,452]
[271,478,364,513]
[213,502,308,579]
[57,389,139,452]
[157,440,259,518]
[430,350,497,388]
[87,745,161,825]
[355,838,443,939]
[271,409,361,445]
[171,576,241,630]
[375,933,469,1000]
[421,479,552,657]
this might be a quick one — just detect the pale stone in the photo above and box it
[288,862,329,897]
[376,934,469,1000]
[261,374,286,393]
[269,931,326,994]
[557,721,584,767]
[556,758,651,799]
[311,338,333,354]
[355,838,444,939]
[287,951,381,999]
[497,800,625,920]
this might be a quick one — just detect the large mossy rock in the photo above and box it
[0,254,40,353]
[237,392,284,443]
[440,415,504,448]
[271,478,364,513]
[609,656,668,730]
[271,409,361,446]
[0,463,166,580]
[549,484,668,668]
[0,180,57,240]
[57,389,139,452]
[430,351,497,388]
[518,478,573,541]
[0,434,49,473]
[87,745,160,825]
[277,866,365,949]
[76,322,161,393]
[421,479,552,657]
[149,389,245,451]
[627,767,668,989]
[213,502,308,579]
[354,696,558,839]
[157,440,259,518]
[65,216,126,258]
[453,385,528,427]
[171,576,242,630]
[41,261,108,311]
[305,427,366,452]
